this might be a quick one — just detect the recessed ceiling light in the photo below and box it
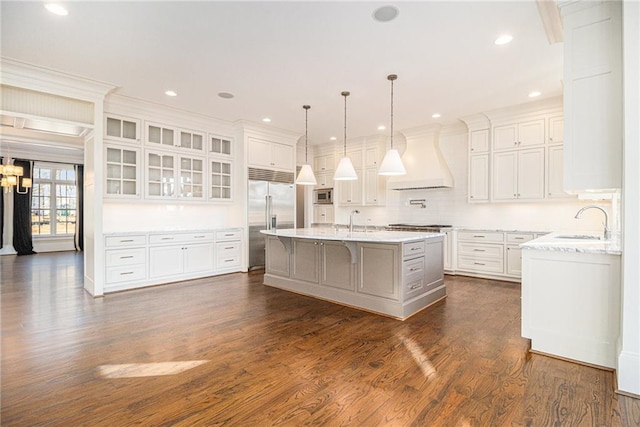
[329,137,337,141]
[432,113,441,119]
[494,34,513,45]
[377,125,386,131]
[528,91,541,98]
[373,5,399,23]
[45,3,68,16]
[165,90,178,97]
[262,118,271,123]
[218,92,234,99]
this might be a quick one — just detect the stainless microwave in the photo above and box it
[314,188,333,204]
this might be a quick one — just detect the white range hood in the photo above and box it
[387,125,454,190]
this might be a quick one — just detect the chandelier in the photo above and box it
[0,164,32,194]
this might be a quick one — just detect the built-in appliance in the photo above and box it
[386,224,453,232]
[313,188,333,205]
[248,168,295,270]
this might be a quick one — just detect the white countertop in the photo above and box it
[261,228,444,243]
[520,232,621,255]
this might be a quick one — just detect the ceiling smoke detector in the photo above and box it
[373,5,399,23]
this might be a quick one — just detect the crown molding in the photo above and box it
[536,0,564,44]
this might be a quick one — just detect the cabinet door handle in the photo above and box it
[120,255,134,259]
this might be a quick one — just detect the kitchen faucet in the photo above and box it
[349,210,360,232]
[574,205,610,240]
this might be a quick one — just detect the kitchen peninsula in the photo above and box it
[260,229,445,319]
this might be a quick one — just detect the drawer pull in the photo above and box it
[120,256,134,259]
[194,235,206,238]
[224,246,234,250]
[473,249,485,252]
[409,267,420,272]
[161,237,174,240]
[120,271,134,275]
[120,239,134,243]
[473,235,486,238]
[225,259,234,262]
[224,233,234,236]
[474,262,486,266]
[410,247,420,251]
[514,237,524,240]
[410,284,422,290]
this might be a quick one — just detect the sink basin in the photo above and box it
[556,234,602,240]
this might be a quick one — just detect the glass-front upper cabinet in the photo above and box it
[105,114,140,143]
[146,151,176,198]
[179,129,205,152]
[105,145,140,198]
[209,134,232,157]
[146,122,176,148]
[179,156,204,199]
[210,159,232,200]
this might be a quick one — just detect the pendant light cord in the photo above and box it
[303,105,310,163]
[388,74,398,150]
[342,91,350,156]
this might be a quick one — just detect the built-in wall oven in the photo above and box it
[313,188,333,205]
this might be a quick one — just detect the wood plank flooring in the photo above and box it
[1,252,639,426]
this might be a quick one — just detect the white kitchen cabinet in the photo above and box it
[548,116,563,144]
[104,235,147,290]
[178,156,204,199]
[561,1,622,192]
[315,171,334,189]
[364,167,385,205]
[456,230,505,277]
[105,114,140,143]
[149,232,215,278]
[248,138,294,172]
[209,159,232,200]
[470,129,489,154]
[547,145,574,199]
[506,246,523,276]
[493,119,545,151]
[313,154,335,174]
[146,151,176,198]
[146,122,176,148]
[469,154,489,202]
[178,129,205,153]
[337,173,362,205]
[522,248,621,368]
[215,229,242,269]
[313,205,334,224]
[492,148,544,200]
[443,230,453,272]
[365,147,379,168]
[209,134,232,156]
[105,144,140,198]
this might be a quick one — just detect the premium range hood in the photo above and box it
[387,125,454,190]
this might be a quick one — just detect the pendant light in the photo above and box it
[333,91,358,181]
[378,74,406,176]
[296,105,318,185]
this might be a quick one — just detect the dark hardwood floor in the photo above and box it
[1,252,639,426]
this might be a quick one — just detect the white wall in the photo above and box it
[336,124,611,234]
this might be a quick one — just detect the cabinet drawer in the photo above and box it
[405,278,426,299]
[106,265,146,284]
[149,232,214,245]
[106,248,146,267]
[216,255,240,269]
[403,257,425,282]
[403,241,425,257]
[458,256,504,274]
[457,231,504,243]
[215,229,242,241]
[506,233,535,244]
[105,235,146,247]
[457,242,503,259]
[216,241,241,257]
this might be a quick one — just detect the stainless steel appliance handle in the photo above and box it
[266,195,272,229]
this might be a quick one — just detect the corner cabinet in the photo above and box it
[104,229,243,293]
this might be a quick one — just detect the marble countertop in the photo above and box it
[520,232,621,255]
[261,228,444,243]
[104,227,242,236]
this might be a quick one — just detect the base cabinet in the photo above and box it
[104,229,242,293]
[263,235,446,319]
[522,249,621,368]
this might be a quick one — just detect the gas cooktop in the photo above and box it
[387,224,453,229]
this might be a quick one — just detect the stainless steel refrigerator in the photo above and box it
[248,172,295,270]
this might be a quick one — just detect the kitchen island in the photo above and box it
[260,228,446,320]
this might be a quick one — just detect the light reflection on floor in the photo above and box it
[396,333,437,380]
[97,360,209,379]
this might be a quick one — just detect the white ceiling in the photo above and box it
[0,1,563,146]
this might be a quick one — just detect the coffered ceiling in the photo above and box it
[0,1,563,145]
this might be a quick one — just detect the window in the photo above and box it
[31,164,77,236]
